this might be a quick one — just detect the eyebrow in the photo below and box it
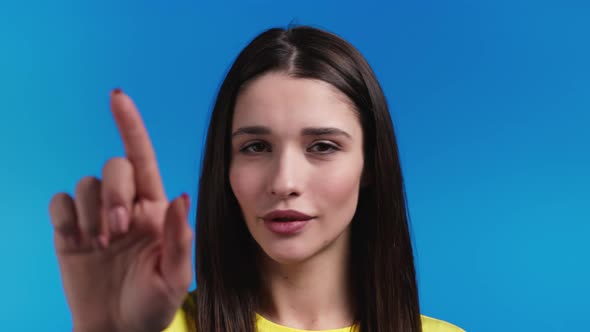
[231,126,352,140]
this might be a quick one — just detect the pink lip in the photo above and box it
[264,220,310,235]
[262,209,314,221]
[261,209,315,235]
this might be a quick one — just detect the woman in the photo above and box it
[49,26,464,332]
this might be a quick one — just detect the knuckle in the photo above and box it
[78,212,101,235]
[75,176,101,196]
[102,158,135,207]
[49,193,76,231]
[54,217,78,234]
[84,223,100,236]
[102,156,131,175]
[102,187,128,207]
[49,192,69,210]
[73,177,102,235]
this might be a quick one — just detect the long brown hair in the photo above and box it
[190,25,421,332]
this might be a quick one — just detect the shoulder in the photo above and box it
[421,314,465,332]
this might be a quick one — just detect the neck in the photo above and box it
[257,229,355,330]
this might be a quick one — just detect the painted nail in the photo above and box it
[112,87,122,94]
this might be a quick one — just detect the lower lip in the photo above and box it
[263,219,311,235]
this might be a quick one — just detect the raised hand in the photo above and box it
[49,89,193,332]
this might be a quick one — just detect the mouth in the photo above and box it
[261,209,315,235]
[262,209,315,222]
[271,217,306,222]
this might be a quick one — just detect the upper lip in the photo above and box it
[262,209,314,221]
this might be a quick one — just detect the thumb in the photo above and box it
[161,193,193,294]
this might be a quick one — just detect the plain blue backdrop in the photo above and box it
[1,1,588,331]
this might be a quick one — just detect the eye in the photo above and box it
[240,141,270,154]
[308,142,339,154]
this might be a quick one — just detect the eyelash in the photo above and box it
[239,141,340,155]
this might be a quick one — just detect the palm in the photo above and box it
[50,91,192,332]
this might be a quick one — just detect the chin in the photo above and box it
[259,241,319,266]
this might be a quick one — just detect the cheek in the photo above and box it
[230,163,264,212]
[312,159,363,215]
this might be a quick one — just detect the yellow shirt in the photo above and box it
[164,305,465,332]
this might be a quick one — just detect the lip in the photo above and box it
[264,220,310,235]
[262,209,314,222]
[261,209,315,235]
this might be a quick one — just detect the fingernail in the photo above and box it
[181,193,190,210]
[109,206,128,234]
[112,87,122,95]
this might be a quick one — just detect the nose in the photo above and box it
[268,147,303,199]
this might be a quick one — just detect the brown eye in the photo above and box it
[309,142,339,154]
[240,142,269,154]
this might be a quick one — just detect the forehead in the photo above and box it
[233,72,359,129]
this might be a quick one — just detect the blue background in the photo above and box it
[1,1,588,331]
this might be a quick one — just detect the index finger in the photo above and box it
[110,88,166,201]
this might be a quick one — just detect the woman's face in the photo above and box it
[229,72,364,265]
